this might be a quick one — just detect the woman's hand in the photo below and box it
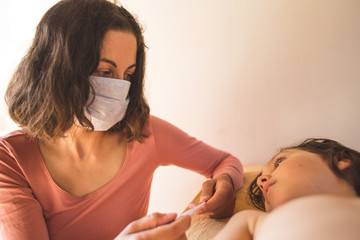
[115,213,191,240]
[189,173,236,219]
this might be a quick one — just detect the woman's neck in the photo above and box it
[44,125,124,162]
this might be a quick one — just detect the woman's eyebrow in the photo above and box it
[100,58,117,68]
[126,64,137,70]
[99,59,136,70]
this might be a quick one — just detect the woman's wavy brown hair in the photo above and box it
[5,0,149,142]
[248,138,360,211]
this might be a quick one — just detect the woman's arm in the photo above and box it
[115,213,191,240]
[0,144,49,240]
[152,116,243,188]
[151,116,243,218]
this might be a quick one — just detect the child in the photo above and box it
[214,138,360,240]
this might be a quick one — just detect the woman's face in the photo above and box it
[92,30,137,81]
[257,149,351,212]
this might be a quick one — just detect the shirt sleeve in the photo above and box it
[151,116,244,191]
[0,141,49,240]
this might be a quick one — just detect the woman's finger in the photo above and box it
[197,177,236,217]
[140,214,191,240]
[200,179,216,202]
[122,212,177,235]
[176,234,188,240]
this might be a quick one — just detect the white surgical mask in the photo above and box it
[85,75,131,131]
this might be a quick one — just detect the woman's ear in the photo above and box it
[337,159,352,170]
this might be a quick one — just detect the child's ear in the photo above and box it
[337,159,352,170]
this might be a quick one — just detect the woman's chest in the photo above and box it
[40,142,127,197]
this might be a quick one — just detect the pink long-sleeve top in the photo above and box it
[0,115,243,240]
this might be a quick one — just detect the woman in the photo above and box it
[0,0,243,239]
[214,138,360,240]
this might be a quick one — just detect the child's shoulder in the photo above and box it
[214,210,267,240]
[234,210,268,235]
[254,196,360,240]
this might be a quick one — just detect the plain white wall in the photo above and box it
[1,0,360,214]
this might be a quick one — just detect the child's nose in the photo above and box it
[256,175,270,190]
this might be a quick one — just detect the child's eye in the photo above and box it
[274,157,285,168]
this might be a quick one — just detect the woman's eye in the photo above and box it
[124,73,134,81]
[94,70,113,78]
[274,157,285,168]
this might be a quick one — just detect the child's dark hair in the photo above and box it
[248,138,360,211]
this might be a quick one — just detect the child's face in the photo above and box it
[257,149,350,212]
